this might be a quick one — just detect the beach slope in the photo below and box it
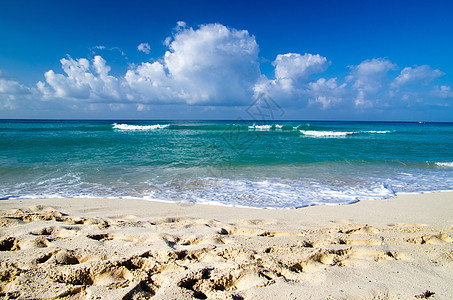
[1,192,452,299]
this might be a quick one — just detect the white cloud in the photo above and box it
[162,23,260,104]
[348,58,396,93]
[0,71,35,110]
[0,78,30,96]
[38,56,121,101]
[137,43,151,54]
[90,45,127,58]
[353,90,374,108]
[347,58,397,107]
[176,21,187,28]
[38,23,261,106]
[254,53,331,101]
[163,36,172,47]
[431,85,453,99]
[108,103,126,111]
[346,59,448,109]
[136,103,150,111]
[0,75,32,109]
[392,65,444,88]
[274,53,330,80]
[124,61,176,102]
[307,78,347,109]
[9,22,447,118]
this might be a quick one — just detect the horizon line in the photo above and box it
[1,118,452,124]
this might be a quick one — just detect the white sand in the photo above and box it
[1,192,452,299]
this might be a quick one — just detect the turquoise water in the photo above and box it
[1,120,453,208]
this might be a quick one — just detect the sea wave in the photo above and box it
[247,124,296,130]
[362,130,392,134]
[300,130,391,137]
[111,123,391,134]
[3,165,453,208]
[112,123,170,130]
[435,162,453,167]
[248,124,272,130]
[300,130,354,137]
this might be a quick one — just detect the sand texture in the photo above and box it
[0,192,452,299]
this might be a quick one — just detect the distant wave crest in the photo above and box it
[247,124,296,130]
[112,123,170,130]
[435,162,453,167]
[300,130,391,138]
[363,130,391,134]
[300,130,353,137]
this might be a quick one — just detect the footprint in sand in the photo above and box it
[30,225,80,238]
[86,233,113,241]
[340,225,380,234]
[339,238,382,246]
[406,233,453,245]
[19,236,49,249]
[35,249,81,265]
[0,236,21,251]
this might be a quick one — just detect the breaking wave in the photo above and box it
[436,162,453,167]
[113,123,170,130]
[300,130,391,138]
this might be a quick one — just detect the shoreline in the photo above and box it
[1,192,452,299]
[2,191,453,227]
[4,188,453,211]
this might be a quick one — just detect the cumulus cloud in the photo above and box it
[37,56,121,101]
[137,43,151,54]
[392,65,444,88]
[127,22,261,105]
[0,78,30,96]
[7,22,446,118]
[431,85,453,99]
[124,61,175,102]
[0,73,32,109]
[348,58,396,93]
[162,23,260,104]
[307,78,347,109]
[39,23,260,106]
[274,53,330,80]
[254,53,331,102]
[347,58,397,107]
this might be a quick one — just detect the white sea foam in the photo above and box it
[144,176,399,208]
[249,125,272,130]
[363,130,391,134]
[400,172,414,176]
[248,124,273,130]
[300,130,353,137]
[300,130,391,137]
[5,171,452,209]
[113,123,170,130]
[435,162,453,167]
[247,124,291,130]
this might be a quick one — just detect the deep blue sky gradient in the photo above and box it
[2,0,452,82]
[1,0,452,120]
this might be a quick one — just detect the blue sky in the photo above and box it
[1,0,453,121]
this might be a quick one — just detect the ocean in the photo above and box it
[1,119,453,208]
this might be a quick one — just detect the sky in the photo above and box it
[1,0,453,121]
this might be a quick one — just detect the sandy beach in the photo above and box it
[1,192,452,299]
